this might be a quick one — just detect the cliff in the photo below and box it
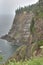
[1,10,34,46]
[1,0,43,60]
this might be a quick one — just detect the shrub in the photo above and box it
[37,40,43,47]
[4,57,43,65]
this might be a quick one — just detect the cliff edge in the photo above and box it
[1,0,43,60]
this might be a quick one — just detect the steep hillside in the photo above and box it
[1,0,43,60]
[1,11,34,46]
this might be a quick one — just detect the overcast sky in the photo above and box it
[0,0,39,36]
[0,0,38,15]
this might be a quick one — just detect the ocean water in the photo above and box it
[0,39,18,64]
[0,15,18,64]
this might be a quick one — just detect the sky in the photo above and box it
[0,0,38,36]
[0,0,38,15]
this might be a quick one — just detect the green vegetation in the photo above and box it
[14,45,27,61]
[1,0,43,65]
[32,40,43,54]
[15,4,35,14]
[4,57,43,65]
[35,9,43,18]
[35,3,43,18]
[38,12,43,18]
[30,18,35,34]
[0,55,3,61]
[37,40,43,47]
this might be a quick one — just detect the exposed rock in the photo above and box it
[1,11,34,46]
[32,18,43,42]
[1,0,43,60]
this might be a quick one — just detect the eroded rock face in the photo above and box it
[1,0,43,61]
[1,11,34,46]
[32,18,43,42]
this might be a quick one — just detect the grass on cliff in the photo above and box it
[4,57,43,65]
[0,55,3,61]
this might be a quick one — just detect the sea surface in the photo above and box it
[0,15,18,64]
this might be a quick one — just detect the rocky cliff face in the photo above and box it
[1,11,34,46]
[1,0,43,60]
[32,18,43,41]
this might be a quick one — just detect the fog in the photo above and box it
[0,0,38,15]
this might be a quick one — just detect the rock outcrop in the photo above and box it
[1,11,34,46]
[1,0,43,60]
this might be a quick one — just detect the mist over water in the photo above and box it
[0,15,14,36]
[0,15,18,64]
